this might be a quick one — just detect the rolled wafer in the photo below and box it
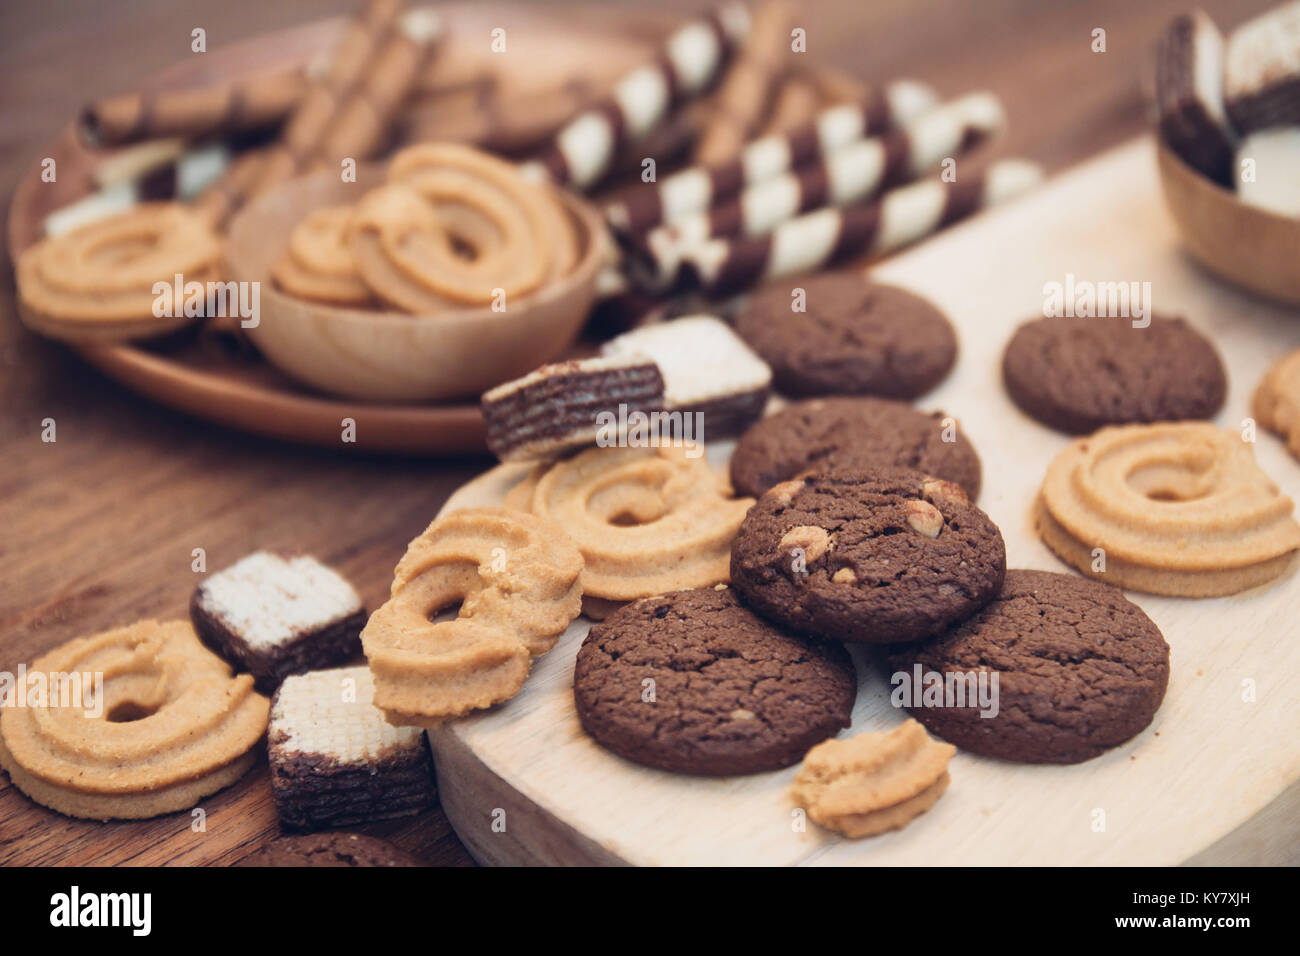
[522,2,753,191]
[761,73,823,135]
[693,0,795,166]
[642,92,1005,261]
[665,158,1042,297]
[1224,1,1300,133]
[604,79,938,236]
[310,9,443,170]
[79,69,308,148]
[195,0,411,227]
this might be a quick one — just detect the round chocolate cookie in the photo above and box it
[730,469,1005,644]
[573,587,856,776]
[729,396,982,500]
[235,833,424,867]
[733,272,958,398]
[1002,314,1227,434]
[886,570,1170,763]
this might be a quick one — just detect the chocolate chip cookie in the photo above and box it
[572,587,856,776]
[1002,314,1227,434]
[887,570,1170,763]
[730,469,1005,644]
[733,272,958,398]
[729,397,982,500]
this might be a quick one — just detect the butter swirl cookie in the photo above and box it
[16,202,224,342]
[271,205,373,306]
[1253,349,1300,461]
[362,507,583,727]
[1037,422,1300,596]
[349,143,577,313]
[513,445,756,602]
[791,719,955,839]
[0,620,269,820]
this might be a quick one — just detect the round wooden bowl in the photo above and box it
[225,167,608,403]
[1156,137,1300,306]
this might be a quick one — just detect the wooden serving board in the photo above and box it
[426,137,1300,866]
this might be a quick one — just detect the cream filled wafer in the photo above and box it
[641,92,1005,261]
[604,79,938,236]
[1155,11,1237,183]
[268,666,434,831]
[1225,1,1300,133]
[522,2,753,191]
[657,159,1041,296]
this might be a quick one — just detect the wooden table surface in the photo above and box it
[0,0,1277,867]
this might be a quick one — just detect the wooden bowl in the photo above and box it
[1156,137,1300,306]
[225,166,607,403]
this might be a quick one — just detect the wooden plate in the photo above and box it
[426,139,1300,865]
[3,4,685,455]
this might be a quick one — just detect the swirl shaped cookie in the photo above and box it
[1037,422,1300,596]
[1253,349,1300,461]
[362,507,583,727]
[0,620,269,820]
[271,205,373,306]
[16,202,224,342]
[791,719,955,838]
[348,143,577,312]
[512,445,756,601]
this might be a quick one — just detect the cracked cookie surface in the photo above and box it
[1002,314,1226,434]
[733,273,958,399]
[729,396,982,500]
[572,587,855,776]
[730,469,1005,644]
[886,569,1170,763]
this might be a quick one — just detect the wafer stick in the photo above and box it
[79,69,308,148]
[521,2,753,191]
[761,73,823,135]
[656,159,1042,296]
[604,79,938,236]
[310,9,443,169]
[194,0,419,227]
[693,1,794,165]
[642,92,1005,263]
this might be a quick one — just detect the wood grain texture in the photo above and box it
[0,0,1283,866]
[429,139,1300,866]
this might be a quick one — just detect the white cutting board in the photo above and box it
[426,137,1300,866]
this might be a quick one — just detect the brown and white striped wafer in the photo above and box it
[604,79,938,236]
[642,92,1005,263]
[521,2,752,191]
[671,159,1043,297]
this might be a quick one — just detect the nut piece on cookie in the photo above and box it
[269,666,434,832]
[904,499,944,538]
[790,719,955,839]
[779,525,832,562]
[191,550,366,694]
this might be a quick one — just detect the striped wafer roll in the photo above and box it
[604,79,938,236]
[642,92,1005,261]
[521,3,753,191]
[665,159,1042,297]
[79,69,308,149]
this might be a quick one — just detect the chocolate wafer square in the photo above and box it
[1154,11,1237,183]
[191,550,366,693]
[268,666,435,832]
[1225,1,1300,133]
[602,314,772,435]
